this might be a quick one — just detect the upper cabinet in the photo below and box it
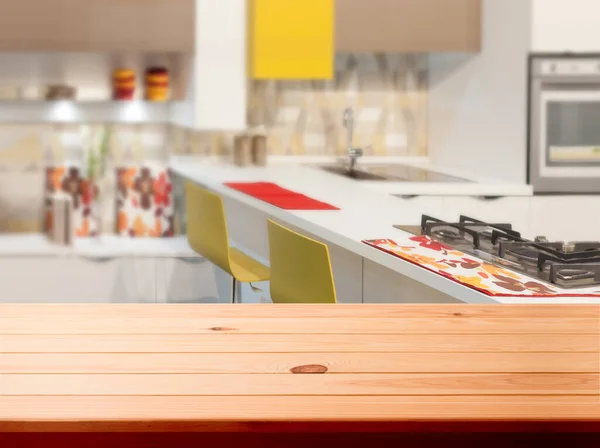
[0,0,194,52]
[336,0,481,53]
[248,0,334,79]
[532,0,600,52]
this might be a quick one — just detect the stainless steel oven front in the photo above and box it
[529,55,600,193]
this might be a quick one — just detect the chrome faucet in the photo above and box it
[343,108,363,173]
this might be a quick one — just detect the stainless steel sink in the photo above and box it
[315,163,471,183]
[320,165,390,181]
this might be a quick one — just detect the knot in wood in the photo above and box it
[290,364,328,374]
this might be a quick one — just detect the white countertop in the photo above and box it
[0,234,200,259]
[267,156,534,197]
[170,156,578,304]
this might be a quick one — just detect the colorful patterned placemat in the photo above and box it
[363,236,600,297]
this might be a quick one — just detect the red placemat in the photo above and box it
[224,182,291,196]
[224,182,339,210]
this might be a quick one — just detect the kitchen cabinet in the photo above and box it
[532,0,600,52]
[529,196,600,241]
[394,196,446,223]
[157,257,271,303]
[336,0,481,52]
[394,196,532,237]
[248,0,334,79]
[441,197,532,238]
[157,257,221,303]
[0,0,194,52]
[363,259,464,303]
[0,257,157,303]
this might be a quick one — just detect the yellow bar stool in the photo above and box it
[267,219,337,304]
[185,182,270,303]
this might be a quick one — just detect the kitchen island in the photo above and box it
[170,157,599,304]
[0,303,598,447]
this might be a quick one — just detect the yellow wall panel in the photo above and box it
[249,0,334,79]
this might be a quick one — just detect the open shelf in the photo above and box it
[0,101,172,124]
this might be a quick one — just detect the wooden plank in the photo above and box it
[3,333,596,353]
[2,352,596,374]
[1,304,597,319]
[1,316,597,335]
[1,396,599,429]
[2,373,597,395]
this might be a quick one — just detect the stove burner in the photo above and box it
[432,228,462,240]
[505,246,539,263]
[401,214,600,289]
[550,264,600,288]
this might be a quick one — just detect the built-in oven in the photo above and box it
[528,54,600,193]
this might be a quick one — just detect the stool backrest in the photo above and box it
[267,219,336,304]
[185,182,233,276]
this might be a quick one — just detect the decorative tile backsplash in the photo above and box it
[169,53,429,157]
[247,53,428,156]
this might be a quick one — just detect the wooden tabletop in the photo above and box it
[0,304,599,433]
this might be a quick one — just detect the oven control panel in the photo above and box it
[537,59,600,76]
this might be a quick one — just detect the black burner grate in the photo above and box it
[411,214,600,288]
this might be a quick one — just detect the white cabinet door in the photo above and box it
[532,0,600,52]
[393,196,446,222]
[363,259,463,303]
[530,196,600,241]
[442,197,532,237]
[0,257,118,303]
[112,258,158,303]
[0,257,104,303]
[0,257,158,303]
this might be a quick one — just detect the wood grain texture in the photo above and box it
[3,333,596,353]
[1,316,597,334]
[2,303,596,318]
[1,396,599,426]
[2,352,596,373]
[3,373,598,396]
[0,0,194,52]
[335,0,481,52]
[0,304,598,432]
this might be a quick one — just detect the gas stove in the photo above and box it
[394,215,600,289]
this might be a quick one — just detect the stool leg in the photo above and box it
[231,277,237,304]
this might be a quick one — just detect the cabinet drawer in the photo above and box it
[0,257,158,303]
[0,257,118,303]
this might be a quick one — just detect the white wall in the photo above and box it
[532,0,600,52]
[428,0,532,183]
[193,0,247,130]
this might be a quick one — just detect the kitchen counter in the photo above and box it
[170,157,595,304]
[1,303,598,441]
[0,234,199,258]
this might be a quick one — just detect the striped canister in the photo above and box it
[112,69,136,100]
[145,67,169,101]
